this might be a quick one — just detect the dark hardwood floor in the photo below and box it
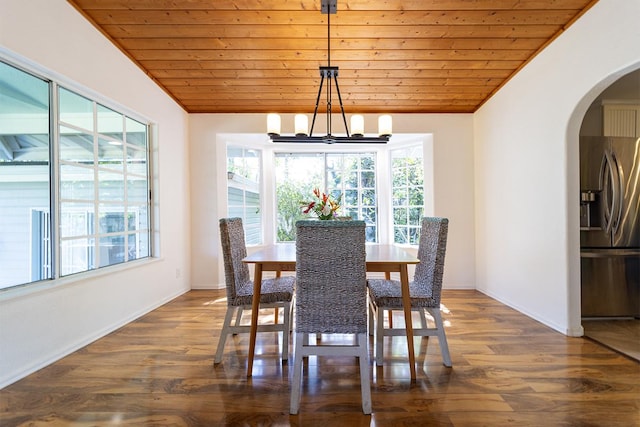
[1,289,639,426]
[583,319,640,362]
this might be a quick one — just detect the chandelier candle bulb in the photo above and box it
[267,114,281,136]
[351,115,364,137]
[295,114,309,136]
[378,115,392,137]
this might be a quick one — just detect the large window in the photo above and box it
[274,152,378,242]
[0,59,152,290]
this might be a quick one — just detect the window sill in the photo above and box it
[0,257,162,303]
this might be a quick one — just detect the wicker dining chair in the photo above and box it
[215,218,295,364]
[290,220,371,415]
[367,217,452,367]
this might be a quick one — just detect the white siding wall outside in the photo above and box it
[0,169,49,287]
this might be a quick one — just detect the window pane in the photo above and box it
[60,237,94,275]
[126,117,147,149]
[393,187,407,206]
[128,232,148,260]
[409,227,421,245]
[98,170,125,201]
[362,189,376,206]
[59,126,94,163]
[59,87,93,131]
[345,189,358,205]
[274,153,323,242]
[99,235,125,267]
[60,164,94,200]
[394,207,407,225]
[361,171,375,188]
[0,61,52,288]
[127,176,148,203]
[409,186,424,206]
[60,202,94,238]
[98,104,123,141]
[99,209,125,234]
[345,171,358,188]
[98,136,124,171]
[409,207,423,226]
[392,145,424,244]
[361,155,375,170]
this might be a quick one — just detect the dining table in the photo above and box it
[242,243,420,381]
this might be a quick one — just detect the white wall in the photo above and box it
[189,113,476,290]
[473,0,640,335]
[0,0,191,387]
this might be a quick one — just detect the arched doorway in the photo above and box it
[576,68,640,359]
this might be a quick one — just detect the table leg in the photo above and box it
[399,264,416,381]
[274,270,281,322]
[385,272,393,328]
[247,263,263,377]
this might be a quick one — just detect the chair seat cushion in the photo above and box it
[230,276,295,306]
[367,279,437,308]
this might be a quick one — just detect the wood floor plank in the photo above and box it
[1,289,639,426]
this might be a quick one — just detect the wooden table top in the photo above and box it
[243,244,419,265]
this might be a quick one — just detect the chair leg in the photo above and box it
[368,299,375,336]
[234,306,243,328]
[428,307,452,367]
[419,308,428,328]
[357,332,372,414]
[289,299,295,333]
[376,305,384,366]
[214,306,236,364]
[290,332,304,414]
[281,302,290,361]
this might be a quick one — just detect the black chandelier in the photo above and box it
[267,0,392,144]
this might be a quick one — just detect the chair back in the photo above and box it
[295,220,367,334]
[413,217,449,305]
[219,217,251,302]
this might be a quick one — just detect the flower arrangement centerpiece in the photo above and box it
[301,188,342,220]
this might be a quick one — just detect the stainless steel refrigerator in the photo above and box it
[580,136,640,318]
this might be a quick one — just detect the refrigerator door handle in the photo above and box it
[599,149,619,234]
[610,150,623,235]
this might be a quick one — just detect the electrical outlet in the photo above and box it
[175,268,181,279]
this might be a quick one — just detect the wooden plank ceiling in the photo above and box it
[67,0,597,114]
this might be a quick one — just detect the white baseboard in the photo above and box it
[0,289,188,389]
